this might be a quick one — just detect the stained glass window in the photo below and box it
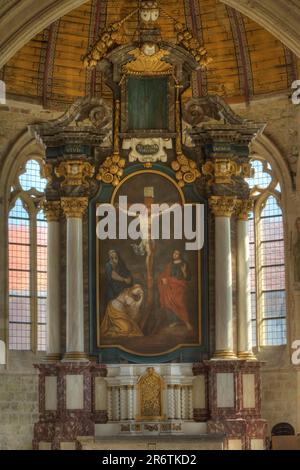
[8,158,47,351]
[37,210,47,351]
[260,197,286,345]
[8,199,31,350]
[248,158,286,347]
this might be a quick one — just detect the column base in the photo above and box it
[62,352,90,362]
[212,350,237,360]
[237,351,257,360]
[44,354,62,363]
[33,362,108,450]
[208,419,268,450]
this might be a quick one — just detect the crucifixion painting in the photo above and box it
[96,171,202,356]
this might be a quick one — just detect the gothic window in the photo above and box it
[8,159,47,351]
[247,159,286,347]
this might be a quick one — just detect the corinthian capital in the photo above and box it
[236,198,253,221]
[61,197,88,218]
[209,196,237,217]
[41,200,61,222]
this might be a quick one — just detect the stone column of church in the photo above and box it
[43,201,61,361]
[237,199,255,359]
[61,197,88,361]
[209,196,237,359]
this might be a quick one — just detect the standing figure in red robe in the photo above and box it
[158,249,192,331]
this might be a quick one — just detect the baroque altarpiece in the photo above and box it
[30,2,268,450]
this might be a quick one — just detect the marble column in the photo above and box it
[43,201,61,361]
[237,200,255,359]
[120,386,128,421]
[209,196,237,359]
[167,385,175,419]
[128,385,134,421]
[174,385,181,419]
[61,197,88,361]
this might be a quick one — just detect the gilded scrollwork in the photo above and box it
[55,160,95,188]
[96,100,126,187]
[97,154,126,187]
[122,46,173,76]
[172,85,201,187]
[41,162,54,186]
[83,10,138,68]
[174,22,212,69]
[137,367,165,421]
[202,158,241,185]
[171,153,201,188]
[241,162,253,179]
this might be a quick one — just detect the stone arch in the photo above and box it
[0,129,45,355]
[250,133,293,213]
[251,133,296,350]
[0,0,89,68]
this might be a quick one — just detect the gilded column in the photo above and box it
[237,199,256,360]
[61,197,88,361]
[43,200,61,361]
[209,196,237,359]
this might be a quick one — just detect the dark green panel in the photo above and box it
[128,76,168,130]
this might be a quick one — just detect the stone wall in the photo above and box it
[0,371,39,450]
[261,368,298,433]
[233,93,300,185]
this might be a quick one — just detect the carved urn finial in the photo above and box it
[140,1,160,26]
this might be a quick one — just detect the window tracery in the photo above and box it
[247,158,286,347]
[8,158,47,351]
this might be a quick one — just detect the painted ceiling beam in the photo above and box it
[221,0,300,58]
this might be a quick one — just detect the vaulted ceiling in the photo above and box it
[1,0,299,109]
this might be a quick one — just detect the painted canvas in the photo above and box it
[96,170,202,356]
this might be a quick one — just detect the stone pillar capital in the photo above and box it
[61,197,88,218]
[236,198,254,221]
[42,200,61,222]
[209,196,237,217]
